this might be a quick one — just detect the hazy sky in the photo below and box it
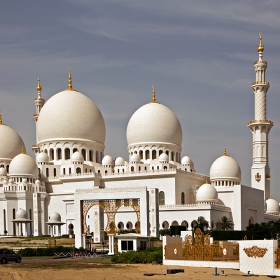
[1,1,280,200]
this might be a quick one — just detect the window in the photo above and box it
[65,148,70,160]
[50,149,54,160]
[139,150,143,159]
[159,191,165,205]
[145,150,149,159]
[82,149,86,161]
[57,148,62,160]
[181,192,185,204]
[152,150,156,159]
[46,168,49,177]
[54,168,56,177]
[76,167,81,174]
[89,150,93,162]
[121,240,133,251]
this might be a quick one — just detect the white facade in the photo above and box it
[0,35,279,246]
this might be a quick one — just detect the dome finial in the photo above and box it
[152,85,156,103]
[258,32,264,53]
[68,69,73,90]
[21,146,26,154]
[205,177,209,184]
[37,76,42,98]
[0,110,2,125]
[223,148,228,156]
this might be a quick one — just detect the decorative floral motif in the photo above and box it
[243,246,268,258]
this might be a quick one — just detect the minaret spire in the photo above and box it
[248,33,273,200]
[32,76,45,155]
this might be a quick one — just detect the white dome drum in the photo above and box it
[37,89,106,145]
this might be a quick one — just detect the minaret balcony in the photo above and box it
[248,119,273,126]
[251,81,269,86]
[254,60,267,65]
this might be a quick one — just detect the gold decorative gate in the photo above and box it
[184,228,212,260]
[82,199,140,235]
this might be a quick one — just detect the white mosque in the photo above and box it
[0,34,279,248]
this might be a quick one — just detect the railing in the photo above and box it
[248,119,273,125]
[251,81,270,86]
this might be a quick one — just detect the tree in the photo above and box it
[195,216,209,231]
[216,216,234,231]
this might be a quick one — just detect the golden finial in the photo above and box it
[270,194,272,199]
[68,69,73,90]
[257,32,264,53]
[21,146,26,154]
[152,85,156,103]
[205,177,209,184]
[37,76,42,92]
[223,148,228,156]
[0,110,2,125]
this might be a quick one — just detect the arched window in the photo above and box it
[145,150,150,159]
[81,149,86,161]
[131,166,134,172]
[76,167,81,174]
[159,191,165,205]
[46,168,49,177]
[152,150,156,159]
[73,148,78,153]
[50,149,54,160]
[171,152,174,161]
[89,150,93,162]
[171,221,179,226]
[139,150,143,159]
[159,150,163,156]
[69,168,71,174]
[65,148,70,160]
[54,168,56,177]
[63,168,65,175]
[181,192,185,204]
[138,166,141,171]
[118,222,124,230]
[181,220,188,229]
[6,165,9,173]
[126,221,133,230]
[57,148,62,160]
[96,152,99,163]
[162,221,169,229]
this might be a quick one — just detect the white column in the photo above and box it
[108,235,115,255]
[82,234,86,249]
[58,225,61,236]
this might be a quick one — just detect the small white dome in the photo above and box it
[210,151,241,181]
[8,178,13,183]
[36,152,49,163]
[102,155,114,166]
[0,167,7,176]
[159,153,169,162]
[196,182,218,203]
[22,178,27,183]
[35,179,40,185]
[71,151,84,163]
[49,212,62,223]
[266,198,279,214]
[3,180,7,184]
[15,208,28,220]
[9,153,39,177]
[115,156,125,166]
[130,154,141,163]
[181,155,192,165]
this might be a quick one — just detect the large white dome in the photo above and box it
[0,124,25,160]
[126,102,182,147]
[210,152,241,181]
[266,198,279,214]
[9,153,39,177]
[37,89,106,144]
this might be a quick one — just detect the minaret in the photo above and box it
[248,33,273,200]
[32,77,45,154]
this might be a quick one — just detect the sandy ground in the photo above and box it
[0,262,271,280]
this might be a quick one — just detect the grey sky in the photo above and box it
[1,1,280,200]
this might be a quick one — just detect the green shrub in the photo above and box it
[18,246,79,257]
[111,247,162,264]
